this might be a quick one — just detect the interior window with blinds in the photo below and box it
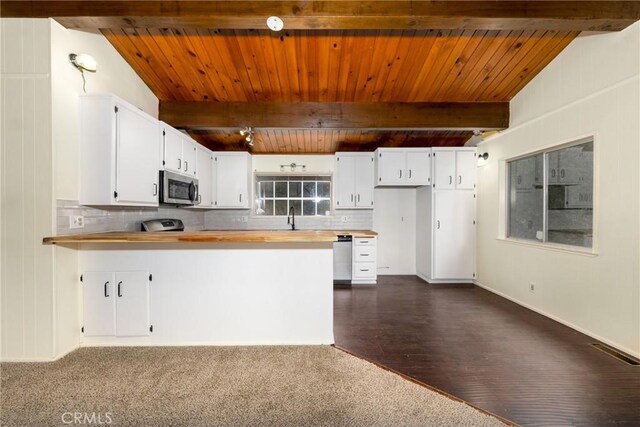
[255,175,332,216]
[507,138,594,249]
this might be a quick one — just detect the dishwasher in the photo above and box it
[333,235,352,284]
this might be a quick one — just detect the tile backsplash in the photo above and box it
[204,209,373,231]
[56,200,205,234]
[56,200,372,234]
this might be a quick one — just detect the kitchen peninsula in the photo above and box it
[43,230,377,347]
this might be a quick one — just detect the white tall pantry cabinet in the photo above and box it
[417,147,477,283]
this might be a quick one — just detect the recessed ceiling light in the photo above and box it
[266,16,284,32]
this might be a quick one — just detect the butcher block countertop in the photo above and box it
[42,230,378,245]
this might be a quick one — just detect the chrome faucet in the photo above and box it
[287,206,296,231]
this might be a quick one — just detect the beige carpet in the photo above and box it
[1,346,505,426]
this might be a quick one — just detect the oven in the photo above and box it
[159,170,199,206]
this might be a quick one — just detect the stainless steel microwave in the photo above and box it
[159,170,199,206]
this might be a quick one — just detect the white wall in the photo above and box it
[251,154,334,174]
[373,188,416,275]
[1,18,55,361]
[476,24,640,357]
[0,18,160,361]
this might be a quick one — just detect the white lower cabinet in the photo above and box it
[352,237,377,284]
[83,271,151,337]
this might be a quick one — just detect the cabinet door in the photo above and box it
[196,147,214,207]
[433,150,456,189]
[354,154,374,207]
[456,150,476,189]
[215,154,248,208]
[182,139,198,177]
[115,103,159,206]
[335,155,355,208]
[162,127,183,173]
[558,146,581,185]
[515,157,536,190]
[405,150,431,185]
[547,151,559,184]
[433,191,475,279]
[83,272,116,336]
[115,271,150,337]
[377,151,406,185]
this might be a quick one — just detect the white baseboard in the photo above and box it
[79,339,335,347]
[474,280,640,359]
[1,344,80,363]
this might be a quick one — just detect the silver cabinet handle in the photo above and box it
[399,170,402,179]
[459,175,462,184]
[560,169,565,178]
[409,169,412,179]
[104,281,109,298]
[357,194,360,202]
[239,193,242,203]
[361,253,369,257]
[178,158,182,170]
[360,240,369,244]
[117,281,123,298]
[351,194,354,202]
[153,183,158,196]
[360,269,370,272]
[184,161,189,172]
[449,176,452,185]
[551,169,556,178]
[437,220,441,229]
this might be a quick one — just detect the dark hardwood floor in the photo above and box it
[333,276,640,427]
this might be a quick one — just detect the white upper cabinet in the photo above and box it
[160,122,198,177]
[213,152,251,209]
[455,150,477,189]
[194,146,214,208]
[354,154,375,207]
[433,149,456,189]
[405,150,432,185]
[162,125,183,173]
[375,148,432,186]
[376,150,406,185]
[433,148,476,190]
[182,139,198,177]
[335,152,375,209]
[79,94,159,207]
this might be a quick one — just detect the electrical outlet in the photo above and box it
[241,216,249,223]
[341,216,348,222]
[69,215,84,229]
[529,283,535,293]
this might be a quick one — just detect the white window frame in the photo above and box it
[253,173,333,217]
[503,134,598,255]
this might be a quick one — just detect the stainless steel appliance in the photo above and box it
[141,219,185,232]
[159,170,199,206]
[333,235,352,284]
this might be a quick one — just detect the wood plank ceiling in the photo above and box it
[104,28,577,152]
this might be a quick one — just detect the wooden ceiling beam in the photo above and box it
[2,1,639,31]
[159,101,509,130]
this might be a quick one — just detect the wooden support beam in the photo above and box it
[2,1,639,31]
[159,101,509,130]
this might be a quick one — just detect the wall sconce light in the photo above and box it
[479,152,489,160]
[69,53,97,93]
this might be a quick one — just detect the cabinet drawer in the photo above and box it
[355,237,376,246]
[353,262,376,278]
[354,246,376,262]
